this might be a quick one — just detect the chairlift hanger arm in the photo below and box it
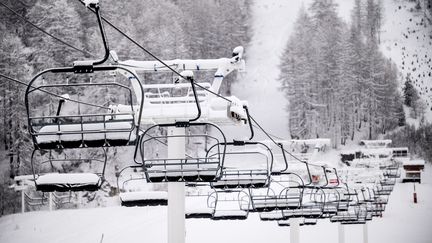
[244,106,254,141]
[119,57,245,72]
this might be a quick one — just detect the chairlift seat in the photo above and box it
[120,191,168,207]
[35,173,102,192]
[211,210,248,220]
[283,206,323,219]
[185,208,214,219]
[145,160,220,182]
[323,204,338,214]
[35,121,136,149]
[259,210,286,221]
[303,218,318,225]
[252,194,302,212]
[277,219,305,227]
[330,214,359,223]
[340,220,366,225]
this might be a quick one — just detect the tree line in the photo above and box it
[279,0,406,147]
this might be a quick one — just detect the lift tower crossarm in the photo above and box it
[118,46,245,94]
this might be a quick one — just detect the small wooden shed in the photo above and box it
[402,159,425,183]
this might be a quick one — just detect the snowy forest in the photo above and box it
[0,0,431,216]
[281,0,401,143]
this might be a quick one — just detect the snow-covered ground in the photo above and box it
[1,164,431,243]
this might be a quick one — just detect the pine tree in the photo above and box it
[403,74,419,107]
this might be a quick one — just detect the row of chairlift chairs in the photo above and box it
[22,2,399,227]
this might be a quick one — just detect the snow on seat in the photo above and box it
[120,191,167,207]
[211,210,248,220]
[35,121,136,149]
[259,210,286,221]
[185,207,214,219]
[35,173,102,192]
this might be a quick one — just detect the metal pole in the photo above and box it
[49,192,53,211]
[363,222,369,243]
[167,126,185,243]
[21,190,25,213]
[338,223,345,243]
[289,218,300,243]
[78,191,83,209]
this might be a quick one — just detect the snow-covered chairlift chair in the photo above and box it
[209,141,274,189]
[251,143,305,212]
[185,188,216,219]
[117,165,167,207]
[31,148,107,192]
[209,189,251,220]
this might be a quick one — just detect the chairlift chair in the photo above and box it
[250,176,304,212]
[250,143,304,212]
[30,148,107,192]
[209,189,251,220]
[209,141,273,189]
[137,122,227,183]
[281,188,325,219]
[117,165,168,207]
[330,206,363,224]
[185,188,216,219]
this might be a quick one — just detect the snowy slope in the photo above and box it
[1,165,432,243]
[380,0,432,121]
[231,0,311,140]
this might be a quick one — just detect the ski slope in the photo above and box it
[1,164,431,243]
[380,0,432,121]
[231,0,310,140]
